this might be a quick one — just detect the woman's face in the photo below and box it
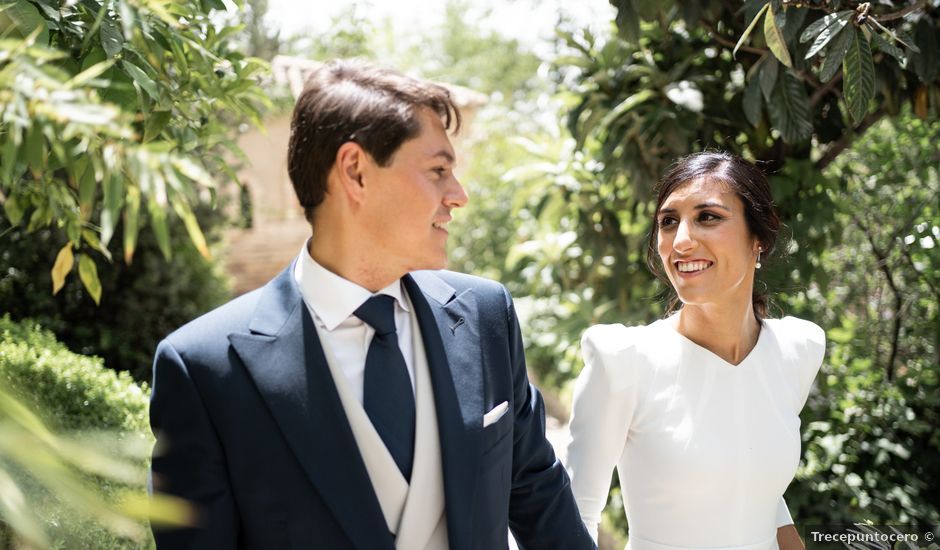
[656,178,760,309]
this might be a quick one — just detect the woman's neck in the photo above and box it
[671,302,762,366]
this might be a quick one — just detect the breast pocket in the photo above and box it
[481,404,513,460]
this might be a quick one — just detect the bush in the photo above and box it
[0,315,153,549]
[0,207,232,382]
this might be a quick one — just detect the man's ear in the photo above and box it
[334,141,369,204]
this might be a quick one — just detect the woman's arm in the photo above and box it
[777,524,805,550]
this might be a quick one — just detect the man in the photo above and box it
[149,59,595,549]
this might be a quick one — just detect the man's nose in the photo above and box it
[445,175,469,208]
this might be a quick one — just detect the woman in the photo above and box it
[565,151,824,550]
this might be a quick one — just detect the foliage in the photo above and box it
[785,110,940,528]
[0,0,269,302]
[0,205,232,380]
[512,0,938,383]
[0,315,185,548]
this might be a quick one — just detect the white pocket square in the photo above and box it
[482,401,509,428]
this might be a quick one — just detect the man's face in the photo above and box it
[358,108,468,274]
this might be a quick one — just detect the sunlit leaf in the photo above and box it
[734,2,769,59]
[804,13,851,60]
[100,16,123,57]
[820,23,854,83]
[843,27,875,124]
[122,61,158,99]
[51,243,73,294]
[172,197,211,259]
[77,254,102,304]
[800,10,853,43]
[123,186,141,264]
[764,5,793,68]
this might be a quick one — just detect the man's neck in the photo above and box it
[307,234,402,293]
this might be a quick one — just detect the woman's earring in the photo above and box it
[756,248,762,269]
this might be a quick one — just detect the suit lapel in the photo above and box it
[228,266,394,550]
[404,272,484,550]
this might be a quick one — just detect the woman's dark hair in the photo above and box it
[287,59,461,223]
[645,151,781,319]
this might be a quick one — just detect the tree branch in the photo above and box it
[816,107,885,170]
[875,0,928,22]
[810,72,843,108]
[854,214,903,382]
[702,20,767,56]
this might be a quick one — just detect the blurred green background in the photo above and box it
[1,0,938,547]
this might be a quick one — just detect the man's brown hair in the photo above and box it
[287,59,461,223]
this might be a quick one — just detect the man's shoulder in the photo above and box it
[412,269,508,298]
[164,287,264,350]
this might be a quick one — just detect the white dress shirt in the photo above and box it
[293,241,416,404]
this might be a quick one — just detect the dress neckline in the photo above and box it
[653,316,770,368]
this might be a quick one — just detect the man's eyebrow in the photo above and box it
[658,202,732,215]
[431,150,455,163]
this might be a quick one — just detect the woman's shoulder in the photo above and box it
[764,316,827,367]
[581,322,658,355]
[765,316,825,346]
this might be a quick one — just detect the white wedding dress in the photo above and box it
[565,316,824,550]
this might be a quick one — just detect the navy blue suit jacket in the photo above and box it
[150,265,595,549]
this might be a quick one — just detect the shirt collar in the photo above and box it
[293,239,410,331]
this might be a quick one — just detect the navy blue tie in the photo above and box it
[355,295,415,480]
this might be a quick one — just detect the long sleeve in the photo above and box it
[150,339,239,548]
[503,289,596,549]
[565,325,640,542]
[775,496,793,527]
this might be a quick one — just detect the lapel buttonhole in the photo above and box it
[449,317,465,335]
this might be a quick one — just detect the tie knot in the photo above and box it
[354,295,397,336]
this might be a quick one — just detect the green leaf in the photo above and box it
[78,254,102,305]
[0,1,49,45]
[78,160,96,218]
[147,199,171,260]
[599,89,656,128]
[101,174,122,247]
[743,76,764,127]
[768,71,813,143]
[100,16,123,57]
[67,59,115,88]
[800,10,853,43]
[764,5,793,68]
[819,23,854,83]
[82,229,111,261]
[172,197,211,259]
[613,0,640,44]
[123,186,140,264]
[734,2,770,59]
[843,27,875,124]
[24,124,44,174]
[804,13,851,60]
[1,134,18,184]
[760,57,779,101]
[871,31,906,65]
[144,110,172,142]
[3,194,23,225]
[51,243,73,294]
[121,61,158,99]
